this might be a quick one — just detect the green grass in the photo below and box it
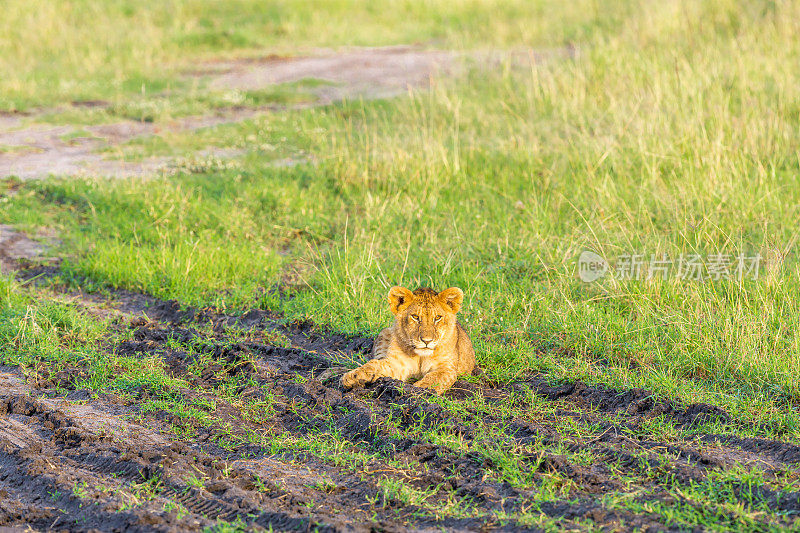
[5,0,800,433]
[3,1,800,528]
[0,0,635,112]
[32,82,326,127]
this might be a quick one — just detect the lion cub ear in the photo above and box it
[388,286,414,315]
[438,287,464,314]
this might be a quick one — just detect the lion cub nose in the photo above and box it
[420,335,434,345]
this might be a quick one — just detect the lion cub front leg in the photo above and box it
[341,355,411,389]
[414,366,458,395]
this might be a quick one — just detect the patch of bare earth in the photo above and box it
[0,226,53,274]
[0,110,263,181]
[4,265,800,530]
[0,45,558,181]
[206,45,459,102]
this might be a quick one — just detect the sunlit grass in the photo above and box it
[3,0,800,436]
[0,0,635,111]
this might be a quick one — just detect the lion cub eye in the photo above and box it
[434,315,443,323]
[410,314,420,321]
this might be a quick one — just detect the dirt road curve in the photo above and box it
[0,47,459,181]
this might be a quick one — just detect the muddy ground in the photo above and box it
[2,259,800,531]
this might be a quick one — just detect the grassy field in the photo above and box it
[0,0,633,112]
[3,0,800,530]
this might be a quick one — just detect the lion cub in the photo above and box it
[341,286,475,395]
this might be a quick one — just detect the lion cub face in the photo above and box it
[388,286,463,356]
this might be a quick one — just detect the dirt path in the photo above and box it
[0,111,261,180]
[4,265,800,531]
[0,47,469,181]
[0,46,570,182]
[206,46,457,102]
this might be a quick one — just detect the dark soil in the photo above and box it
[4,267,800,531]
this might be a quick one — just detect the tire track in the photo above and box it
[9,266,800,530]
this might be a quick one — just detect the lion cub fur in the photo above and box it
[341,286,475,395]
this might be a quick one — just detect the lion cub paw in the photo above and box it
[341,367,371,389]
[414,374,456,396]
[413,382,447,396]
